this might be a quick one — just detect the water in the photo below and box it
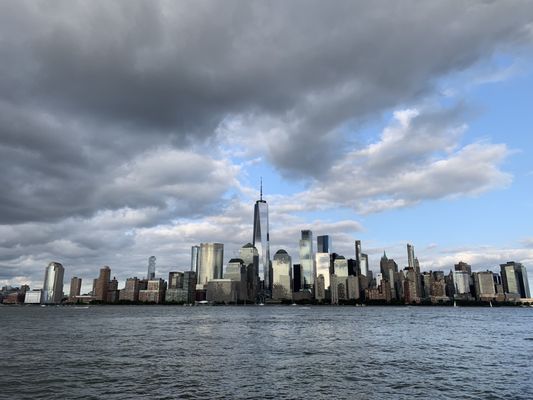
[1,305,532,399]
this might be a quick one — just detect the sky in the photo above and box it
[1,0,533,293]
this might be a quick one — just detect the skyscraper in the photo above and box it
[407,244,415,270]
[197,243,224,288]
[272,249,292,300]
[317,235,331,253]
[315,252,331,291]
[191,246,200,273]
[355,240,362,274]
[69,276,82,300]
[42,262,64,304]
[500,261,530,298]
[147,256,156,280]
[253,179,271,290]
[299,230,315,291]
[94,266,111,302]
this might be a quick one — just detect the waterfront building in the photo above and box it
[299,230,315,291]
[108,277,119,303]
[272,249,292,301]
[139,279,166,303]
[94,266,111,302]
[500,262,530,298]
[396,270,405,300]
[473,271,496,300]
[166,271,197,303]
[347,275,359,300]
[404,268,419,303]
[119,277,146,302]
[42,262,64,304]
[315,274,326,301]
[421,272,432,299]
[69,277,82,300]
[239,243,259,302]
[206,279,239,304]
[330,274,339,304]
[147,256,156,280]
[453,270,472,299]
[253,180,271,291]
[332,256,348,301]
[317,235,331,253]
[293,264,302,293]
[168,271,184,289]
[315,252,331,290]
[24,290,42,304]
[197,243,224,289]
[224,258,248,301]
[380,252,398,299]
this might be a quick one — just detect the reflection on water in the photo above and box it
[1,306,532,399]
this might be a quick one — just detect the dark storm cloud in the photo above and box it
[2,1,533,181]
[0,1,531,251]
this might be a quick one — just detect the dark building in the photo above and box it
[293,264,301,292]
[317,235,331,253]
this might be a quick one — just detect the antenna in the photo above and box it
[260,177,263,201]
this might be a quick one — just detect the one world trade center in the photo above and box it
[253,179,271,293]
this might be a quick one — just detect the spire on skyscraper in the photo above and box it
[260,176,263,201]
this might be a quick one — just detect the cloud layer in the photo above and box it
[1,1,532,289]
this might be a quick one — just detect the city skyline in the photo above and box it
[0,1,533,293]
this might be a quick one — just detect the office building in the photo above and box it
[42,262,64,304]
[206,279,239,304]
[120,277,145,302]
[94,266,111,302]
[191,245,200,272]
[197,243,224,289]
[147,256,156,280]
[453,270,471,298]
[272,249,292,301]
[139,279,166,303]
[224,258,248,301]
[168,271,183,289]
[69,277,82,300]
[253,180,271,290]
[500,262,530,298]
[240,243,259,302]
[317,235,331,253]
[166,271,197,304]
[299,230,315,291]
[473,271,496,300]
[407,244,415,270]
[315,274,326,301]
[24,290,42,304]
[315,252,331,291]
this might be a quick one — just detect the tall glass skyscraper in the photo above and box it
[407,244,415,270]
[197,243,224,288]
[190,245,200,273]
[253,180,271,290]
[317,235,331,253]
[147,256,156,280]
[299,230,315,290]
[42,262,64,304]
[272,249,292,300]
